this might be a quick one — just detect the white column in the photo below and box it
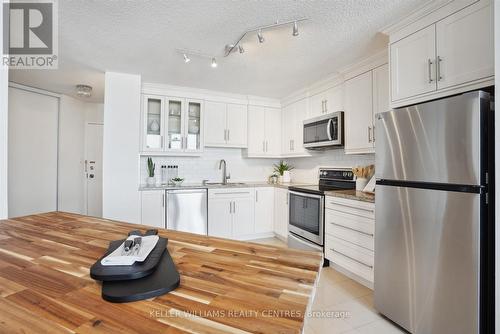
[0,3,9,219]
[102,72,141,223]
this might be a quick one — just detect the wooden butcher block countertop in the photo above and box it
[0,212,322,334]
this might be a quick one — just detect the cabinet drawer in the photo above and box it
[325,209,374,236]
[325,235,374,282]
[326,220,374,251]
[208,188,254,199]
[325,196,374,219]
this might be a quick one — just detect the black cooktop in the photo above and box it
[289,168,355,195]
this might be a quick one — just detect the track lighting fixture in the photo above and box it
[238,45,245,54]
[211,57,217,68]
[183,54,190,63]
[292,21,299,36]
[257,29,265,43]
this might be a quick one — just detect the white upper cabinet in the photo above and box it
[389,0,493,106]
[142,95,165,151]
[247,105,281,157]
[325,84,344,113]
[344,71,374,154]
[373,64,390,117]
[142,95,203,154]
[435,0,494,90]
[282,98,310,157]
[390,24,436,102]
[204,101,227,146]
[309,90,329,118]
[204,101,248,148]
[226,103,248,147]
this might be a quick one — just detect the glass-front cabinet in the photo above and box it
[143,96,164,151]
[142,95,203,154]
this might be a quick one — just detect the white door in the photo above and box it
[292,98,309,155]
[140,191,165,228]
[255,188,274,234]
[345,71,374,153]
[274,188,289,239]
[436,1,494,90]
[390,24,436,101]
[281,104,294,155]
[85,123,103,217]
[8,87,59,218]
[325,84,344,113]
[308,91,327,118]
[264,107,281,156]
[247,105,266,156]
[204,101,227,147]
[208,197,232,238]
[232,196,255,238]
[226,103,247,147]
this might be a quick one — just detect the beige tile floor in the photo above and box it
[251,238,407,334]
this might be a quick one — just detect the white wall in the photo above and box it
[103,72,141,223]
[85,102,104,123]
[140,149,279,184]
[289,151,375,183]
[0,2,8,219]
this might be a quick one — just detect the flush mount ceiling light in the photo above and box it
[183,53,191,63]
[76,84,92,98]
[211,57,217,68]
[224,18,307,57]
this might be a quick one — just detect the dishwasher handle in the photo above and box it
[166,189,207,195]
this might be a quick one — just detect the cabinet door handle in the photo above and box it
[330,248,373,269]
[262,141,265,152]
[233,202,236,213]
[324,99,328,113]
[428,59,434,83]
[265,141,268,152]
[224,129,227,141]
[291,139,294,151]
[368,126,372,143]
[229,201,232,214]
[256,191,258,202]
[437,56,443,81]
[227,129,230,141]
[372,125,375,143]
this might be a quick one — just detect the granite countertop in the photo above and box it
[325,189,375,203]
[139,182,314,191]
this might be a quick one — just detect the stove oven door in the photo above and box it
[288,191,324,245]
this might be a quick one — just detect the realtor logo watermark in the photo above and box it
[3,0,58,69]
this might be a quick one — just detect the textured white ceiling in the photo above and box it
[9,0,425,102]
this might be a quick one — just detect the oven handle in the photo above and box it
[289,190,324,200]
[326,118,333,141]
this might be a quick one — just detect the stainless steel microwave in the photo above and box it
[303,111,344,149]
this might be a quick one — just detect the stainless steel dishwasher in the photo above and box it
[165,189,207,235]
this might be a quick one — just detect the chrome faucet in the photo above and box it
[218,159,231,185]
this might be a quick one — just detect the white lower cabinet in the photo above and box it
[140,191,165,228]
[274,187,289,240]
[254,187,275,234]
[208,188,256,240]
[325,196,375,288]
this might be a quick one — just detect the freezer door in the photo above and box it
[374,184,480,334]
[166,189,207,235]
[375,91,488,185]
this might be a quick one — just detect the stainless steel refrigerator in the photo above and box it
[374,91,494,334]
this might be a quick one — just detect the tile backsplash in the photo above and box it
[140,148,374,185]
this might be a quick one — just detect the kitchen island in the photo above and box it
[0,212,322,333]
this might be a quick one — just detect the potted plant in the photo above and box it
[146,157,156,185]
[273,160,294,183]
